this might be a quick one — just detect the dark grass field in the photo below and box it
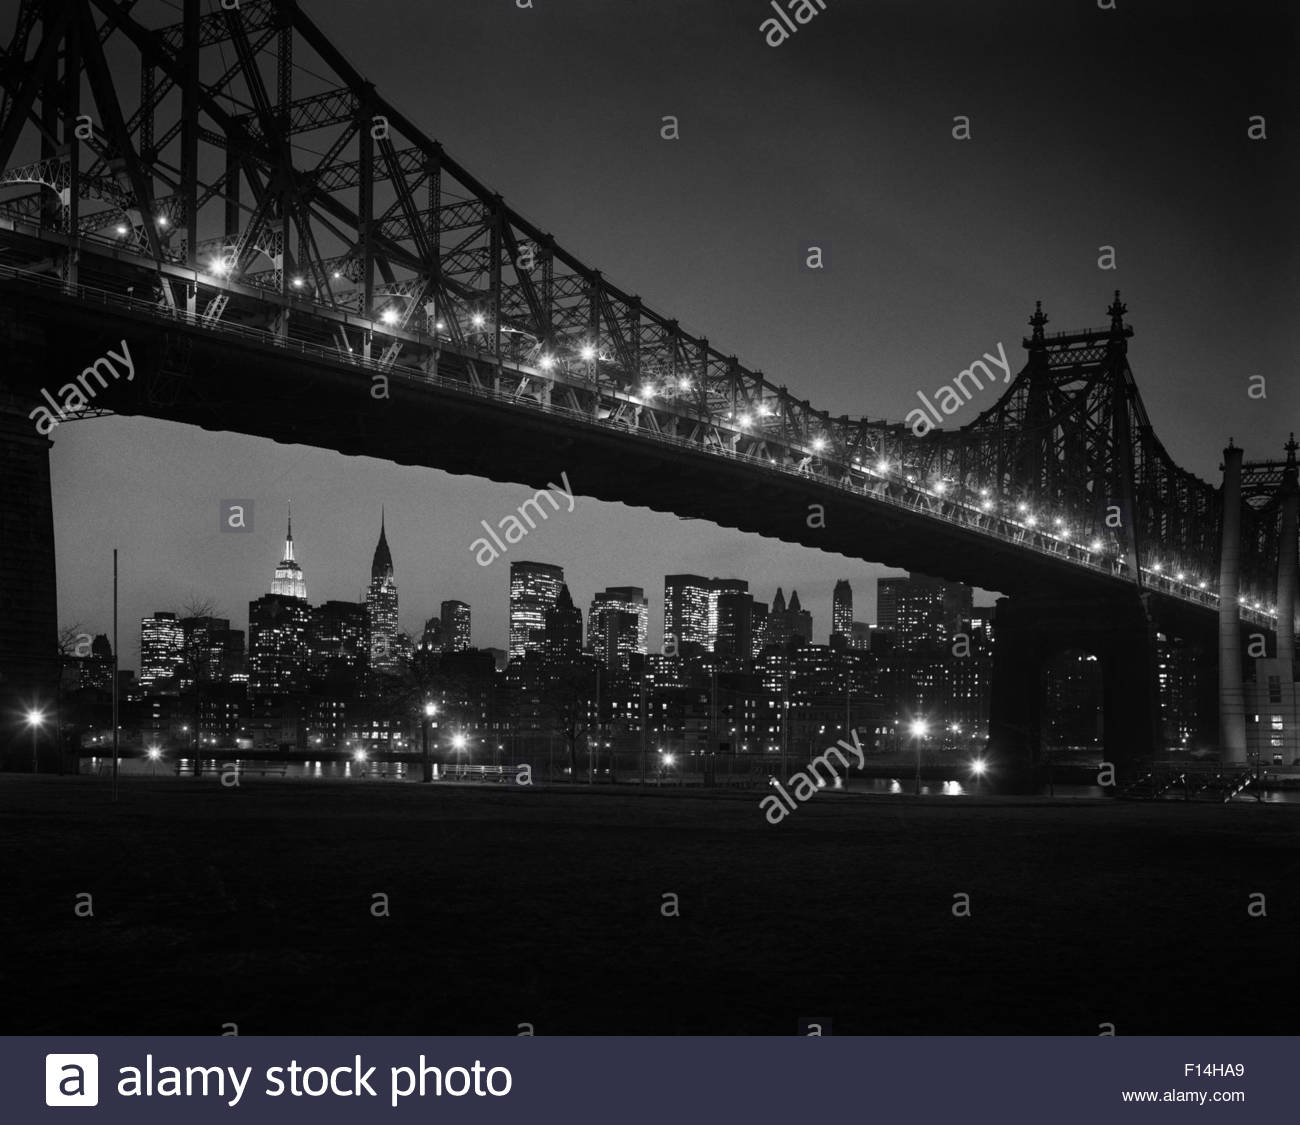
[2,776,1296,1035]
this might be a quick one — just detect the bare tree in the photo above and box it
[57,622,91,657]
[181,595,220,621]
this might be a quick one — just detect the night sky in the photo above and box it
[45,0,1297,668]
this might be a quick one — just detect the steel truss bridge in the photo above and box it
[0,0,1291,783]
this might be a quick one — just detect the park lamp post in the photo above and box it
[421,702,437,783]
[910,718,929,796]
[26,707,45,774]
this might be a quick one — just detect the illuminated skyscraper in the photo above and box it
[589,587,648,668]
[510,561,565,660]
[664,574,712,653]
[180,616,245,685]
[271,505,307,600]
[543,584,583,662]
[832,580,853,644]
[441,600,472,652]
[709,579,747,649]
[877,573,971,652]
[367,510,399,675]
[248,595,310,694]
[310,600,367,689]
[715,590,754,670]
[140,612,184,689]
[767,588,813,648]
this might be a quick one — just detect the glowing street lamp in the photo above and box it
[26,708,45,774]
[421,702,437,784]
[147,745,162,777]
[909,718,929,796]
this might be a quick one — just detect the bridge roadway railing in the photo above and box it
[0,262,1272,630]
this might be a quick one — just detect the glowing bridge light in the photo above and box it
[435,320,446,331]
[156,215,169,228]
[332,270,342,280]
[1176,571,1185,581]
[1151,562,1162,572]
[380,308,400,326]
[1017,501,1028,513]
[1025,514,1038,527]
[1054,516,1064,526]
[115,224,128,236]
[291,276,304,289]
[472,312,486,328]
[1198,581,1207,590]
[933,480,947,494]
[678,378,692,392]
[980,499,993,511]
[1090,538,1103,551]
[875,459,890,474]
[640,383,655,399]
[539,354,556,371]
[812,437,826,452]
[580,344,597,362]
[979,488,990,497]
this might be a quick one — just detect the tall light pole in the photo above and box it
[910,718,929,796]
[422,702,437,783]
[26,708,45,773]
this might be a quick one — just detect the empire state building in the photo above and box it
[271,506,307,600]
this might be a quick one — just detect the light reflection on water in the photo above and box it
[82,758,1300,802]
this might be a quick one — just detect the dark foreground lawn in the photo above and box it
[1,776,1296,1035]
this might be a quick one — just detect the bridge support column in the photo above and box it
[986,601,1043,793]
[1218,443,1247,763]
[1276,440,1298,674]
[0,382,60,772]
[987,594,1160,793]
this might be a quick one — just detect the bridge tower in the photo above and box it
[986,295,1161,791]
[1218,442,1247,762]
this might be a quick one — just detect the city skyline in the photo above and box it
[90,487,975,672]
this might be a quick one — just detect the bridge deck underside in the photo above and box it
[0,286,1242,640]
